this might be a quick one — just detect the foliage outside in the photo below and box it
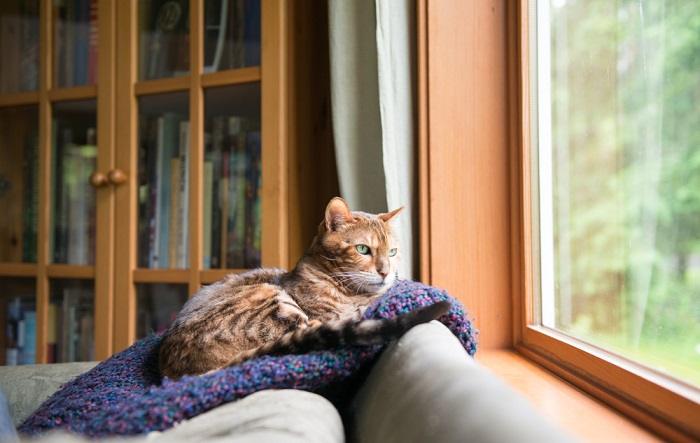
[547,0,700,385]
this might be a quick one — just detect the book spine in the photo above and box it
[203,161,214,268]
[19,311,36,364]
[151,116,166,267]
[245,131,261,267]
[47,303,58,363]
[169,157,181,267]
[22,127,39,262]
[178,121,190,268]
[88,0,98,84]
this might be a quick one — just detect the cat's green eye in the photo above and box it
[356,244,371,255]
[389,248,398,257]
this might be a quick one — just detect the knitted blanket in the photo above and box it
[19,280,477,438]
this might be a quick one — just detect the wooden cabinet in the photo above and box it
[0,0,323,365]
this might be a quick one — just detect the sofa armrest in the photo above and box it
[353,321,575,443]
[0,362,98,426]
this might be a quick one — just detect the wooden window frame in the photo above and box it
[418,0,700,441]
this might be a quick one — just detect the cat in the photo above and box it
[159,197,449,378]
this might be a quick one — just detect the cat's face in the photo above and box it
[316,197,403,295]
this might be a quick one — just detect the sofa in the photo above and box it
[0,322,573,442]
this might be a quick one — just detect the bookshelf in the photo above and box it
[0,0,327,365]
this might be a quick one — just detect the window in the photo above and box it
[530,0,700,387]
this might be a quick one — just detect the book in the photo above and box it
[228,117,247,268]
[203,161,214,267]
[19,310,36,364]
[0,3,21,92]
[153,114,180,268]
[245,131,261,267]
[47,303,58,363]
[178,120,190,267]
[168,156,182,267]
[87,0,98,84]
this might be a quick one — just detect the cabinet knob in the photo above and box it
[107,169,128,186]
[89,172,109,188]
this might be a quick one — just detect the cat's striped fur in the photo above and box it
[159,197,449,378]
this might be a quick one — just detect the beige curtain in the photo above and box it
[328,0,416,279]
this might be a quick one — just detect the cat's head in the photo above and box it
[314,197,403,296]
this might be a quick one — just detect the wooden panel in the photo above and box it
[520,328,700,441]
[200,269,244,284]
[47,85,97,102]
[0,92,40,108]
[422,0,512,348]
[478,350,661,442]
[0,263,37,277]
[286,0,338,264]
[417,0,430,284]
[93,0,116,360]
[188,0,204,295]
[35,0,53,364]
[134,76,190,96]
[260,0,288,269]
[113,0,138,352]
[46,264,95,279]
[133,269,190,284]
[201,67,261,88]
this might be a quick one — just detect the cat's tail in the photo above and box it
[224,300,451,367]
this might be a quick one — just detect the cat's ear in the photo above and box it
[325,197,353,231]
[379,206,404,223]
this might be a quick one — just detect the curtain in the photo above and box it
[328,0,416,279]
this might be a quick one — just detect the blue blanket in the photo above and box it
[19,280,477,438]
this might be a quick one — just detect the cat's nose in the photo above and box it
[378,269,388,279]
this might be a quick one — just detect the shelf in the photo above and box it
[0,92,40,108]
[200,269,245,284]
[0,263,37,278]
[47,85,98,103]
[134,77,190,96]
[201,67,261,88]
[133,269,190,284]
[46,264,95,279]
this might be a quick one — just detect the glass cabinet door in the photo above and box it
[51,100,97,265]
[0,1,40,93]
[53,0,98,88]
[0,106,39,263]
[138,0,190,81]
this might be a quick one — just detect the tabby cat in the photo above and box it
[159,197,449,378]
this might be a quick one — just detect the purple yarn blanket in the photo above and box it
[19,280,477,438]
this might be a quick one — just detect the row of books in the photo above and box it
[138,114,191,268]
[54,0,98,87]
[52,127,97,265]
[4,297,36,365]
[0,1,39,93]
[204,0,261,72]
[3,289,93,365]
[204,115,261,269]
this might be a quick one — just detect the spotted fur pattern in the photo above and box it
[159,198,447,379]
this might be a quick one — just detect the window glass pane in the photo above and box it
[139,0,190,81]
[49,279,94,363]
[0,106,38,263]
[534,0,700,386]
[136,283,188,338]
[203,0,260,72]
[0,0,40,93]
[54,0,98,88]
[52,100,97,265]
[203,83,261,269]
[137,92,190,269]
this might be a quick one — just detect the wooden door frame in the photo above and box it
[417,0,700,440]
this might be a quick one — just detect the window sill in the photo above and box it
[477,350,660,442]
